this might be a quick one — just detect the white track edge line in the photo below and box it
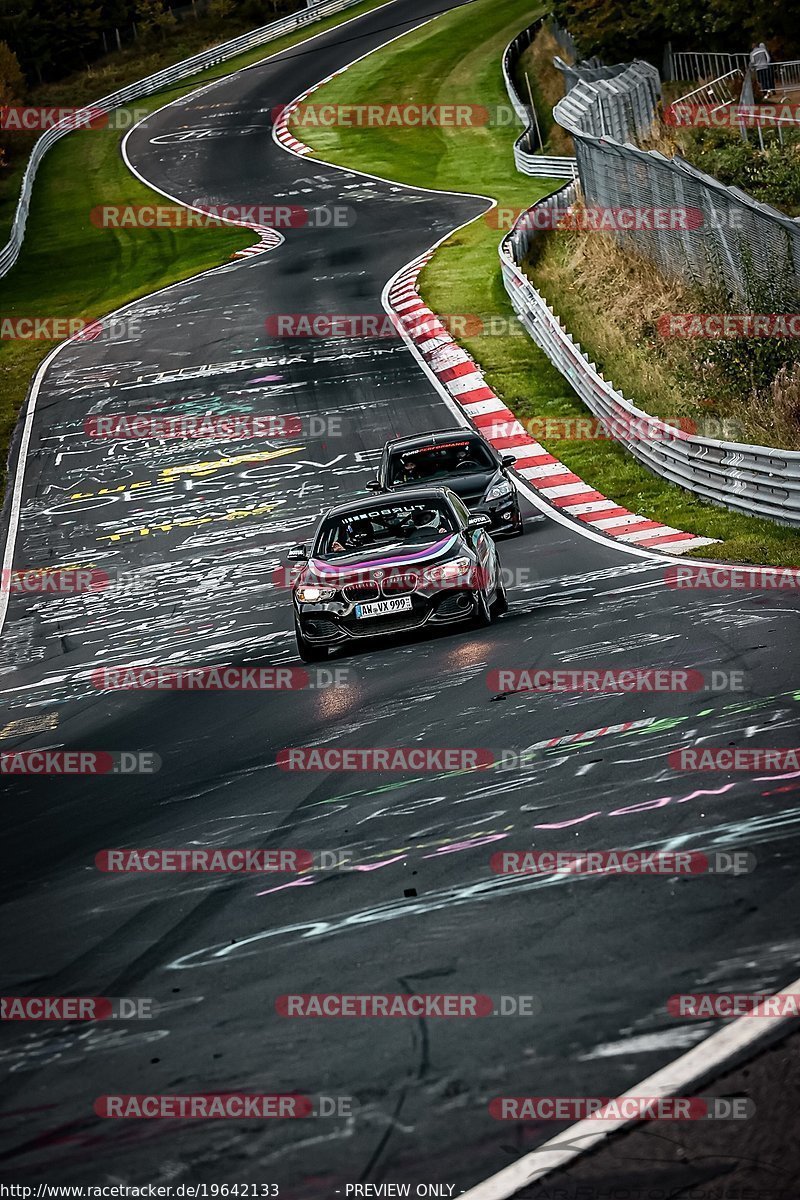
[460,977,800,1199]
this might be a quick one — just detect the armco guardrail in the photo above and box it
[554,55,637,94]
[498,184,800,527]
[555,60,660,142]
[0,0,364,279]
[502,22,578,179]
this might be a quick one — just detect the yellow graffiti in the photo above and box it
[97,502,282,543]
[161,447,301,479]
[70,446,303,500]
[0,712,59,739]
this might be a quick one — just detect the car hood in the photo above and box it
[387,471,496,503]
[306,534,462,581]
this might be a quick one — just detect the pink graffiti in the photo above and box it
[351,855,408,872]
[255,877,316,898]
[422,833,508,858]
[534,813,601,830]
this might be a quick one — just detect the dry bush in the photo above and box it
[518,28,574,156]
[742,363,800,449]
[528,221,722,421]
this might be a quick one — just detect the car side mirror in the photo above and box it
[287,544,308,561]
[365,480,382,492]
[501,455,516,467]
[467,514,492,530]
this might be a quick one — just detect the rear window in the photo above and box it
[387,439,495,485]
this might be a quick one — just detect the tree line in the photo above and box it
[0,0,296,91]
[551,0,800,65]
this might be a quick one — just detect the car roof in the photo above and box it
[384,429,493,455]
[320,486,459,521]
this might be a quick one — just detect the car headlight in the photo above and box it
[484,478,513,502]
[424,556,472,584]
[296,585,336,603]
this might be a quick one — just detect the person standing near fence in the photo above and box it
[750,43,774,95]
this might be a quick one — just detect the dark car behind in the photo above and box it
[368,429,523,536]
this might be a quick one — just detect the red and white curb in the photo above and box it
[231,225,285,258]
[387,253,718,556]
[273,67,347,157]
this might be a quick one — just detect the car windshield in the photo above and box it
[387,439,495,485]
[315,500,457,558]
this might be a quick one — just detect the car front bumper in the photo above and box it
[473,493,522,534]
[295,588,482,645]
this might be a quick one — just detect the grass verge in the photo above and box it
[296,0,800,565]
[0,0,394,497]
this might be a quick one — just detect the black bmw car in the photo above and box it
[288,487,507,661]
[368,428,523,536]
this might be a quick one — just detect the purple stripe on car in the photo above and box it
[309,535,458,576]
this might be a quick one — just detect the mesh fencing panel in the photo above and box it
[554,60,800,299]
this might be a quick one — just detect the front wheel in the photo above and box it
[471,588,493,628]
[294,619,329,662]
[492,571,509,615]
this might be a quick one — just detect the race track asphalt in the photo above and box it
[0,0,799,1189]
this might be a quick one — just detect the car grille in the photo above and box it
[341,594,428,636]
[347,611,426,635]
[342,582,380,603]
[380,571,419,595]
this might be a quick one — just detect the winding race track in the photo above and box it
[1,0,799,1189]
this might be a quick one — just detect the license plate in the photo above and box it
[354,596,413,618]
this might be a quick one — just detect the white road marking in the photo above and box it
[460,978,800,1199]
